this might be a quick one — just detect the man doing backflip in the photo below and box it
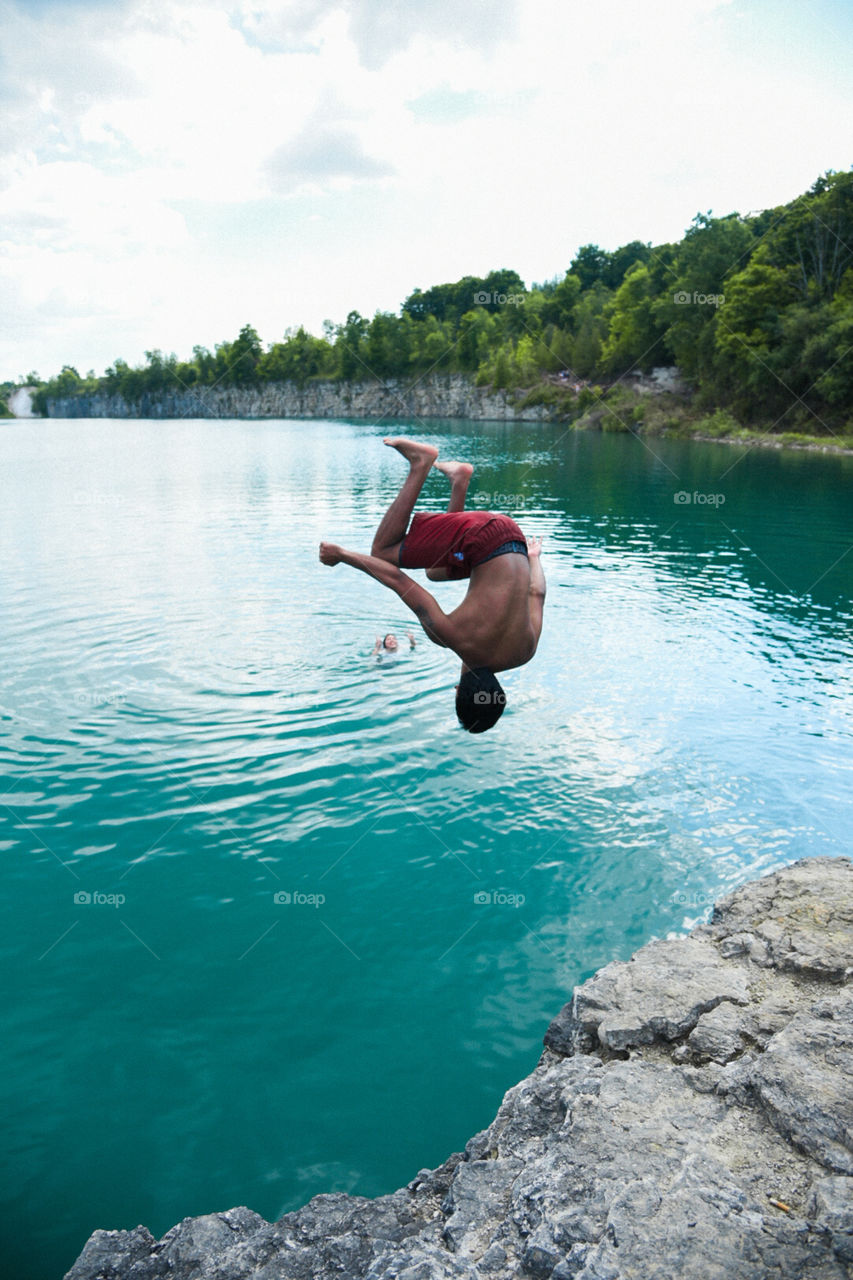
[319,437,545,733]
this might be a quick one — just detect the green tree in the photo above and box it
[569,244,611,291]
[365,312,408,379]
[141,349,178,393]
[224,324,262,386]
[759,171,853,300]
[491,347,512,389]
[599,262,671,376]
[544,325,572,372]
[810,296,853,406]
[713,247,799,408]
[655,212,755,381]
[402,269,525,325]
[54,365,84,395]
[259,327,334,388]
[412,315,455,370]
[192,346,217,384]
[540,272,581,330]
[336,312,369,379]
[604,240,652,289]
[570,284,611,377]
[456,308,498,372]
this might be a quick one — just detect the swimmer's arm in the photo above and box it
[320,544,455,648]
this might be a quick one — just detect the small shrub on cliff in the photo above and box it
[696,408,741,437]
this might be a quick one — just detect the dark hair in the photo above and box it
[383,634,397,648]
[456,667,506,734]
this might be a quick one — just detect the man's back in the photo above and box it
[440,553,539,672]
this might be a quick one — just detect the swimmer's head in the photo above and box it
[455,667,506,734]
[383,633,398,651]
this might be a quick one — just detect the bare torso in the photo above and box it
[424,552,537,672]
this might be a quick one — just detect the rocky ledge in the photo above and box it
[45,374,552,422]
[66,856,853,1280]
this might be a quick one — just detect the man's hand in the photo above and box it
[526,535,543,558]
[319,541,344,566]
[316,544,454,651]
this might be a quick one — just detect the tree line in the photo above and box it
[30,171,853,432]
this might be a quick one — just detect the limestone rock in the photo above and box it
[688,998,751,1063]
[742,989,853,1175]
[547,937,751,1054]
[808,1178,853,1265]
[698,857,853,980]
[47,375,555,424]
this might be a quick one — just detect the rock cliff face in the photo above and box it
[65,856,853,1280]
[8,386,36,417]
[46,375,551,422]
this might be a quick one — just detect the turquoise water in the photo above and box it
[1,418,852,1278]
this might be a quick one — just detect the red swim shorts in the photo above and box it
[399,511,528,580]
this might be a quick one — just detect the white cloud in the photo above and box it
[262,89,396,193]
[265,125,394,190]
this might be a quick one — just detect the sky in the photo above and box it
[1,0,851,382]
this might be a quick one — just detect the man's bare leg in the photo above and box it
[371,437,439,559]
[435,459,474,512]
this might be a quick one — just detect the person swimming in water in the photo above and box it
[320,438,545,733]
[371,631,417,660]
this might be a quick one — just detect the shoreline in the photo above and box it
[676,429,853,457]
[28,370,853,458]
[606,422,853,458]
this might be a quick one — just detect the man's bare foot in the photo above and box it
[383,437,439,468]
[434,460,473,483]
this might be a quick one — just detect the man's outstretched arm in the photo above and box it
[320,543,454,648]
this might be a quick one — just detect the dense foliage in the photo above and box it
[30,171,853,432]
